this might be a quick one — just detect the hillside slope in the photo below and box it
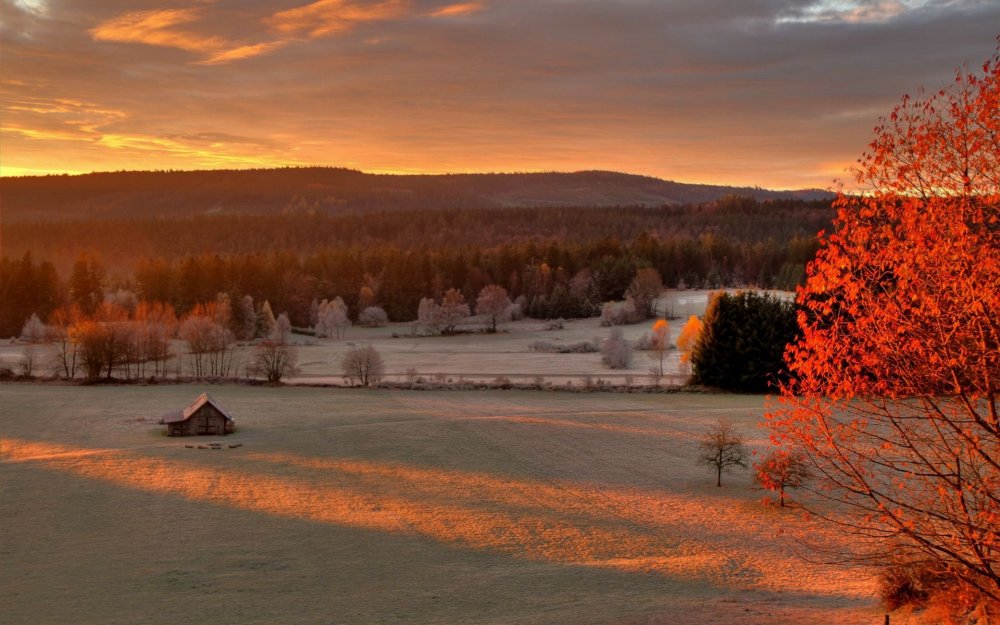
[1,168,834,222]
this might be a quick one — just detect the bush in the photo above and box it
[358,306,388,327]
[529,340,598,354]
[600,328,632,369]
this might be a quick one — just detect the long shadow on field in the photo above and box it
[2,437,869,608]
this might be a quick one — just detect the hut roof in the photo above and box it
[161,392,235,424]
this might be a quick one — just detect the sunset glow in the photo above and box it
[3,437,871,597]
[2,0,997,188]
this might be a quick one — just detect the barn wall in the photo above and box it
[168,405,231,436]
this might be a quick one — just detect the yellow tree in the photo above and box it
[647,319,670,381]
[676,315,703,373]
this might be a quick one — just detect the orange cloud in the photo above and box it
[199,40,288,65]
[2,125,93,142]
[90,8,224,53]
[428,2,484,18]
[90,8,281,64]
[268,0,409,38]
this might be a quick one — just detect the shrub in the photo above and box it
[600,328,632,369]
[358,306,388,327]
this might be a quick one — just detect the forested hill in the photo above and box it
[2,168,834,222]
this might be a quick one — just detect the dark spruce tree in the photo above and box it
[690,291,798,393]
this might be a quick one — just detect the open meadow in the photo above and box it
[0,290,792,388]
[0,383,891,624]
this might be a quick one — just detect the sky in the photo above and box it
[1,0,998,189]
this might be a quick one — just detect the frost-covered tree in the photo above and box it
[476,284,511,333]
[271,312,292,345]
[438,288,470,334]
[358,306,388,327]
[256,300,276,339]
[601,327,632,369]
[315,297,351,338]
[342,345,384,387]
[20,313,47,343]
[417,297,442,334]
[308,298,320,328]
[106,289,138,315]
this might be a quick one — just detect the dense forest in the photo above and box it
[4,197,833,273]
[0,195,829,337]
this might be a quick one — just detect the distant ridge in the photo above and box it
[2,167,834,222]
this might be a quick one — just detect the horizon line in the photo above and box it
[0,165,837,194]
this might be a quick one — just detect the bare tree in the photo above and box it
[133,301,176,377]
[476,284,511,333]
[20,345,37,377]
[180,301,236,377]
[48,305,81,378]
[251,339,298,383]
[342,345,384,387]
[698,419,748,487]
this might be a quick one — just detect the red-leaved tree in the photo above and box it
[766,41,999,609]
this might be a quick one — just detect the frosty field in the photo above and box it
[0,384,889,625]
[0,290,792,387]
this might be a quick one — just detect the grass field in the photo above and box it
[0,383,893,624]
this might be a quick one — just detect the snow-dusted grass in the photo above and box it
[0,290,781,386]
[0,384,890,624]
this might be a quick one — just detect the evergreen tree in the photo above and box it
[691,291,797,392]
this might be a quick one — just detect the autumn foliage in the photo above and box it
[767,43,1000,609]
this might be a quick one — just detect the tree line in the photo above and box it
[1,228,817,338]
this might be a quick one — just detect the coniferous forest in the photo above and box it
[1,193,829,338]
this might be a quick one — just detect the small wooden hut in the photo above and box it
[162,392,235,437]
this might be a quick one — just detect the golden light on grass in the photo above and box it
[2,436,871,600]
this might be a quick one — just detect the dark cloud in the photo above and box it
[1,0,997,186]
